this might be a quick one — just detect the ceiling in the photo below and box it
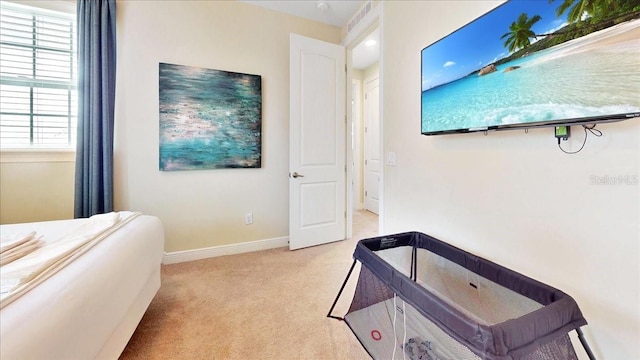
[351,27,379,70]
[241,0,363,27]
[241,0,379,70]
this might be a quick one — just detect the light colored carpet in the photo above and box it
[119,210,378,360]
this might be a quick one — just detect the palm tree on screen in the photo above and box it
[551,0,620,23]
[500,13,542,52]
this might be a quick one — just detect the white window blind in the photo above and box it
[0,2,77,149]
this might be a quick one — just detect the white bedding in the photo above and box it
[0,231,42,266]
[1,211,142,307]
[0,214,164,360]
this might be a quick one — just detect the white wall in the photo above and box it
[381,1,639,359]
[115,1,340,252]
[0,155,74,224]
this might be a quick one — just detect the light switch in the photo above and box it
[386,151,397,166]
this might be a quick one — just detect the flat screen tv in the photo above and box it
[421,0,640,136]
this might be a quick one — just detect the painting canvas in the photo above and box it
[159,63,262,170]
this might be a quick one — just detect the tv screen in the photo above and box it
[421,0,640,135]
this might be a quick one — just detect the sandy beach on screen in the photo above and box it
[556,18,640,55]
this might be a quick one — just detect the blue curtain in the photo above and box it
[74,0,117,218]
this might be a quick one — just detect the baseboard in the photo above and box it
[162,236,289,264]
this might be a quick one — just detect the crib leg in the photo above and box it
[327,259,357,321]
[576,328,596,360]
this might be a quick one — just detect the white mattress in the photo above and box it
[0,214,164,359]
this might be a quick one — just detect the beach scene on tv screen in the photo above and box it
[421,0,640,134]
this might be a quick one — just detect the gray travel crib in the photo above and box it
[328,232,595,360]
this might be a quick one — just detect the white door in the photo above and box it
[289,34,346,250]
[364,77,380,214]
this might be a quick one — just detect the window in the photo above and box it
[0,2,77,149]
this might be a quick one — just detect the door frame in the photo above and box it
[351,78,363,211]
[344,5,384,238]
[363,74,380,215]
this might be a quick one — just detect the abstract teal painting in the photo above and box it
[159,63,262,170]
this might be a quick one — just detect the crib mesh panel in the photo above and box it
[376,247,544,326]
[344,266,482,360]
[344,265,581,360]
[520,334,578,360]
[347,262,394,313]
[343,254,582,359]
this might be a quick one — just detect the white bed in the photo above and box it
[0,214,164,360]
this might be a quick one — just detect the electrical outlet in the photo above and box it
[244,212,253,225]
